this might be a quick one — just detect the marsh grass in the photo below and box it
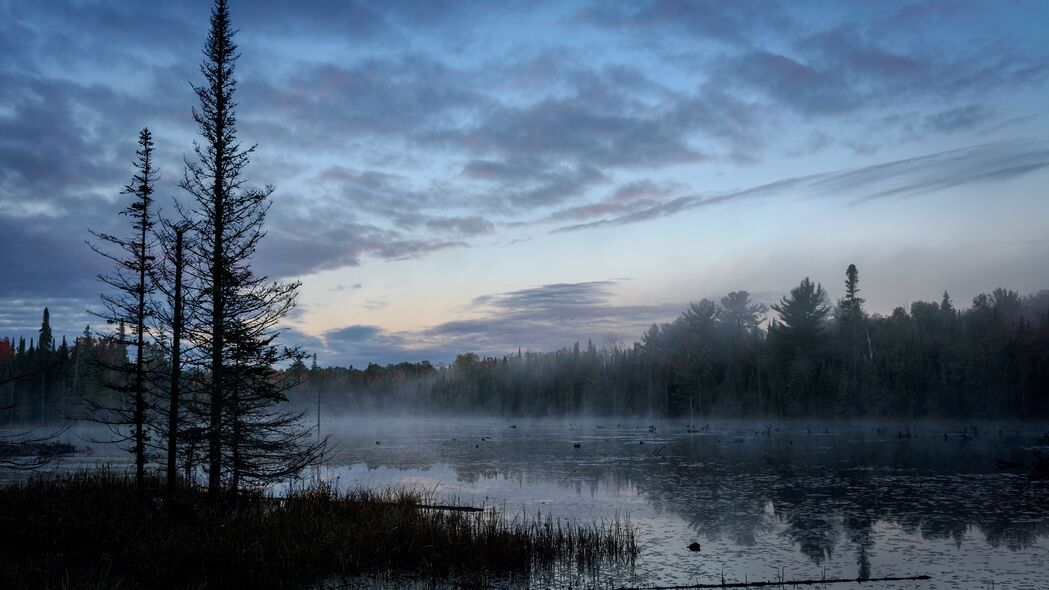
[0,470,636,589]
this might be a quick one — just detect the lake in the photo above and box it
[12,417,1049,589]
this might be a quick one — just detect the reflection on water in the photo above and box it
[318,418,1049,589]
[14,418,1049,589]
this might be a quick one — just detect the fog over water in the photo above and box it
[15,415,1049,589]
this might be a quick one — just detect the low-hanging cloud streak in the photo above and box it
[312,280,681,366]
[550,140,1049,233]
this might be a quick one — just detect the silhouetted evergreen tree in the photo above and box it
[87,127,158,488]
[180,0,325,497]
[835,265,867,415]
[38,308,53,353]
[770,278,831,414]
[941,291,955,316]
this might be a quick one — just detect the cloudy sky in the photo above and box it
[2,0,1048,365]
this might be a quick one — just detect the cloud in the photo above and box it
[819,140,1049,203]
[242,55,487,149]
[332,283,363,292]
[257,219,467,278]
[0,73,152,211]
[312,280,682,365]
[719,21,1049,119]
[924,105,992,133]
[313,166,446,226]
[326,324,384,343]
[424,95,707,169]
[3,0,1049,349]
[464,158,610,211]
[573,1,785,47]
[316,323,453,366]
[550,140,1049,232]
[424,216,495,236]
[275,326,326,355]
[536,178,679,223]
[0,214,109,300]
[359,298,389,311]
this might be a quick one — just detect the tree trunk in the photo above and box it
[134,198,148,489]
[166,228,186,493]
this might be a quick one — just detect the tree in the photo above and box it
[940,291,955,316]
[151,220,193,492]
[844,265,862,305]
[88,127,158,489]
[771,277,831,353]
[180,0,324,497]
[720,291,767,336]
[38,308,53,353]
[838,265,865,320]
[718,291,767,413]
[836,264,867,349]
[37,308,54,420]
[835,265,868,415]
[770,278,832,414]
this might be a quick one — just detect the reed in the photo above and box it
[0,470,636,589]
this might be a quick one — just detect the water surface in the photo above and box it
[12,417,1049,589]
[318,417,1049,589]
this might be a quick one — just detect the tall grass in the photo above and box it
[0,470,636,589]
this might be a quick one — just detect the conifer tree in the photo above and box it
[941,291,955,316]
[772,278,831,351]
[180,0,325,497]
[38,308,53,353]
[835,265,867,415]
[840,264,864,318]
[88,128,158,488]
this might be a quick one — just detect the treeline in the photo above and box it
[290,267,1049,419]
[0,314,132,424]
[8,278,1049,422]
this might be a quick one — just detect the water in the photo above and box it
[11,417,1049,589]
[317,418,1049,589]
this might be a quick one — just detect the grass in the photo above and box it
[0,470,637,589]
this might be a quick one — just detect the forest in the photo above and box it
[12,267,1045,422]
[290,268,1049,419]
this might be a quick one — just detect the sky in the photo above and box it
[1,0,1048,366]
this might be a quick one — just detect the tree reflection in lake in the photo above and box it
[318,418,1049,587]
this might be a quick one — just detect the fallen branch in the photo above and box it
[414,503,484,513]
[258,497,484,513]
[615,574,931,590]
[0,426,72,470]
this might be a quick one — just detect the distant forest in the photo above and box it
[3,266,1048,421]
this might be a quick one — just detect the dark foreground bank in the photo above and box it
[0,470,637,589]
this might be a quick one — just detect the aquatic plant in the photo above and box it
[0,470,636,589]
